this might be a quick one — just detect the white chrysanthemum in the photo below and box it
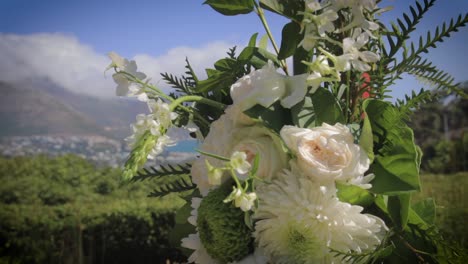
[254,169,387,264]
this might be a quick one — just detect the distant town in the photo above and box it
[0,135,198,167]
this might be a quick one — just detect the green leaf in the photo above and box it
[388,193,411,229]
[411,198,436,226]
[214,58,237,71]
[364,100,421,195]
[196,71,233,92]
[248,33,258,47]
[238,46,280,69]
[360,113,375,163]
[293,47,309,75]
[204,0,254,16]
[244,101,291,132]
[258,34,269,50]
[291,88,345,128]
[278,21,302,60]
[291,92,315,128]
[259,0,304,21]
[336,183,375,207]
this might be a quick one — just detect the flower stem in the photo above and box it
[169,95,226,112]
[253,1,289,75]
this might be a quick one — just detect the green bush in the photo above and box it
[413,172,468,249]
[0,155,186,264]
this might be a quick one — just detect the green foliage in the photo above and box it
[364,100,421,195]
[204,0,254,16]
[291,88,345,128]
[259,0,304,21]
[131,163,196,198]
[161,58,197,96]
[336,183,375,208]
[244,101,292,132]
[408,85,468,173]
[148,175,196,198]
[380,0,468,97]
[0,155,186,264]
[278,21,302,60]
[395,88,434,120]
[132,163,192,182]
[413,173,468,250]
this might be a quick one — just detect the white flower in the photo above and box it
[331,0,380,33]
[254,169,387,263]
[206,159,224,186]
[224,187,257,212]
[281,73,308,108]
[230,62,307,110]
[230,62,286,110]
[230,151,252,176]
[182,198,219,264]
[107,52,147,97]
[191,109,288,196]
[280,123,372,188]
[147,99,178,129]
[336,30,380,72]
[147,134,175,160]
[300,1,338,51]
[125,99,178,160]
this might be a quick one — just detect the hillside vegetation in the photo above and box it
[0,155,186,264]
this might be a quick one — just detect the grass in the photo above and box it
[413,172,468,249]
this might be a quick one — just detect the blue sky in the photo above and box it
[1,0,467,99]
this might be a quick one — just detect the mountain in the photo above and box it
[0,81,107,137]
[0,79,147,138]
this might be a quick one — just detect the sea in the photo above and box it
[166,140,199,153]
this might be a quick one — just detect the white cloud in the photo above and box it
[0,33,235,98]
[134,41,234,92]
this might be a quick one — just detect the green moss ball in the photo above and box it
[197,184,254,263]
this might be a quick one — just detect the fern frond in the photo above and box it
[161,72,190,94]
[184,57,199,85]
[227,46,237,59]
[410,66,466,97]
[148,175,196,198]
[131,163,192,182]
[406,224,468,263]
[396,13,468,74]
[395,88,434,120]
[383,0,436,58]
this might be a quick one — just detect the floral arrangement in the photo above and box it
[107,0,467,263]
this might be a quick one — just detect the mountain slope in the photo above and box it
[0,81,107,137]
[15,78,148,138]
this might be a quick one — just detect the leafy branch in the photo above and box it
[383,0,436,59]
[381,0,468,96]
[148,175,196,198]
[395,88,433,120]
[131,163,192,182]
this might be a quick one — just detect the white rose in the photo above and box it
[191,109,288,196]
[280,123,372,188]
[229,128,287,182]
